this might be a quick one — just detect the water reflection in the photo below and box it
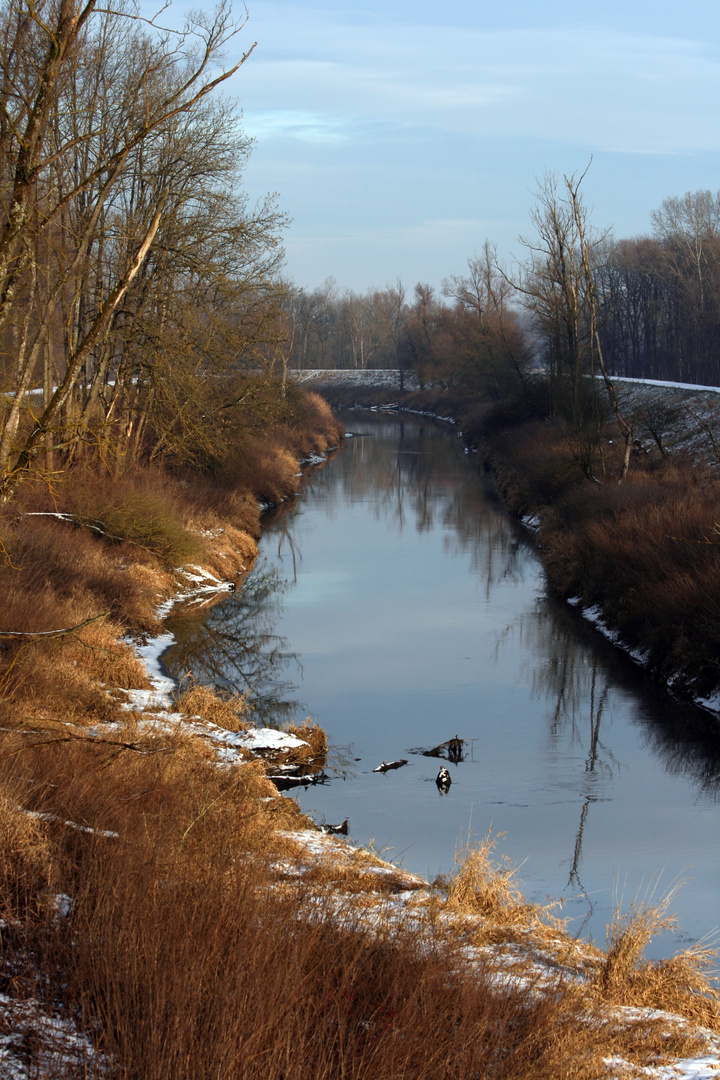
[163,567,303,726]
[161,412,720,950]
[536,598,720,803]
[334,420,530,591]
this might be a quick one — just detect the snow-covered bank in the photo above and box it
[292,368,419,391]
[0,993,104,1080]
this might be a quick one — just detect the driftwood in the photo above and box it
[373,759,408,773]
[410,736,467,763]
[267,769,328,791]
[320,819,349,835]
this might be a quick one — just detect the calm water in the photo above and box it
[164,413,720,955]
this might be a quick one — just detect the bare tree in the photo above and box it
[565,170,634,480]
[0,0,274,503]
[443,242,531,396]
[515,167,633,480]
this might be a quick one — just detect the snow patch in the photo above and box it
[0,993,106,1079]
[575,604,650,666]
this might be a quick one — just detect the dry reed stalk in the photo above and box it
[446,831,567,943]
[593,885,720,1031]
[175,684,250,732]
[0,790,55,922]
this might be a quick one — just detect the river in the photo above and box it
[164,412,720,956]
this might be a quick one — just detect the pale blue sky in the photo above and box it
[223,0,720,292]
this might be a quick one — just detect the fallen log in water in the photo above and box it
[373,759,408,773]
[409,736,468,762]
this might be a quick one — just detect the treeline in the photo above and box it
[289,185,720,395]
[0,0,300,507]
[3,0,720,513]
[598,191,720,384]
[285,245,533,399]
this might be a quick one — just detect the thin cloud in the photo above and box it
[238,17,720,155]
[245,109,351,143]
[234,1,720,289]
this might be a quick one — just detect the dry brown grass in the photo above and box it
[593,887,720,1030]
[0,733,612,1080]
[0,790,55,923]
[445,831,566,942]
[175,683,250,732]
[279,832,428,896]
[221,433,301,504]
[185,520,258,580]
[284,717,329,767]
[439,835,720,1042]
[1,730,718,1078]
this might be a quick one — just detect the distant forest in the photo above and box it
[286,188,720,391]
[1,0,718,508]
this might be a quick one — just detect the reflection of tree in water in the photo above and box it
[539,634,615,910]
[499,595,720,929]
[501,603,622,921]
[320,415,530,593]
[162,565,304,727]
[162,414,533,725]
[543,599,720,801]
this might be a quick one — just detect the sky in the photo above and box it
[217,0,720,294]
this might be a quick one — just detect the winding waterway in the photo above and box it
[164,412,720,956]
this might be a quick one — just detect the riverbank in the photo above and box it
[2,382,720,1078]
[311,372,720,720]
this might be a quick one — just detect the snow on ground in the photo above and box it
[573,602,651,667]
[268,835,720,1080]
[279,828,428,890]
[292,368,419,391]
[605,1049,720,1079]
[112,706,311,767]
[0,993,105,1079]
[24,810,119,840]
[613,376,720,396]
[612,378,720,463]
[117,571,313,767]
[156,563,236,617]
